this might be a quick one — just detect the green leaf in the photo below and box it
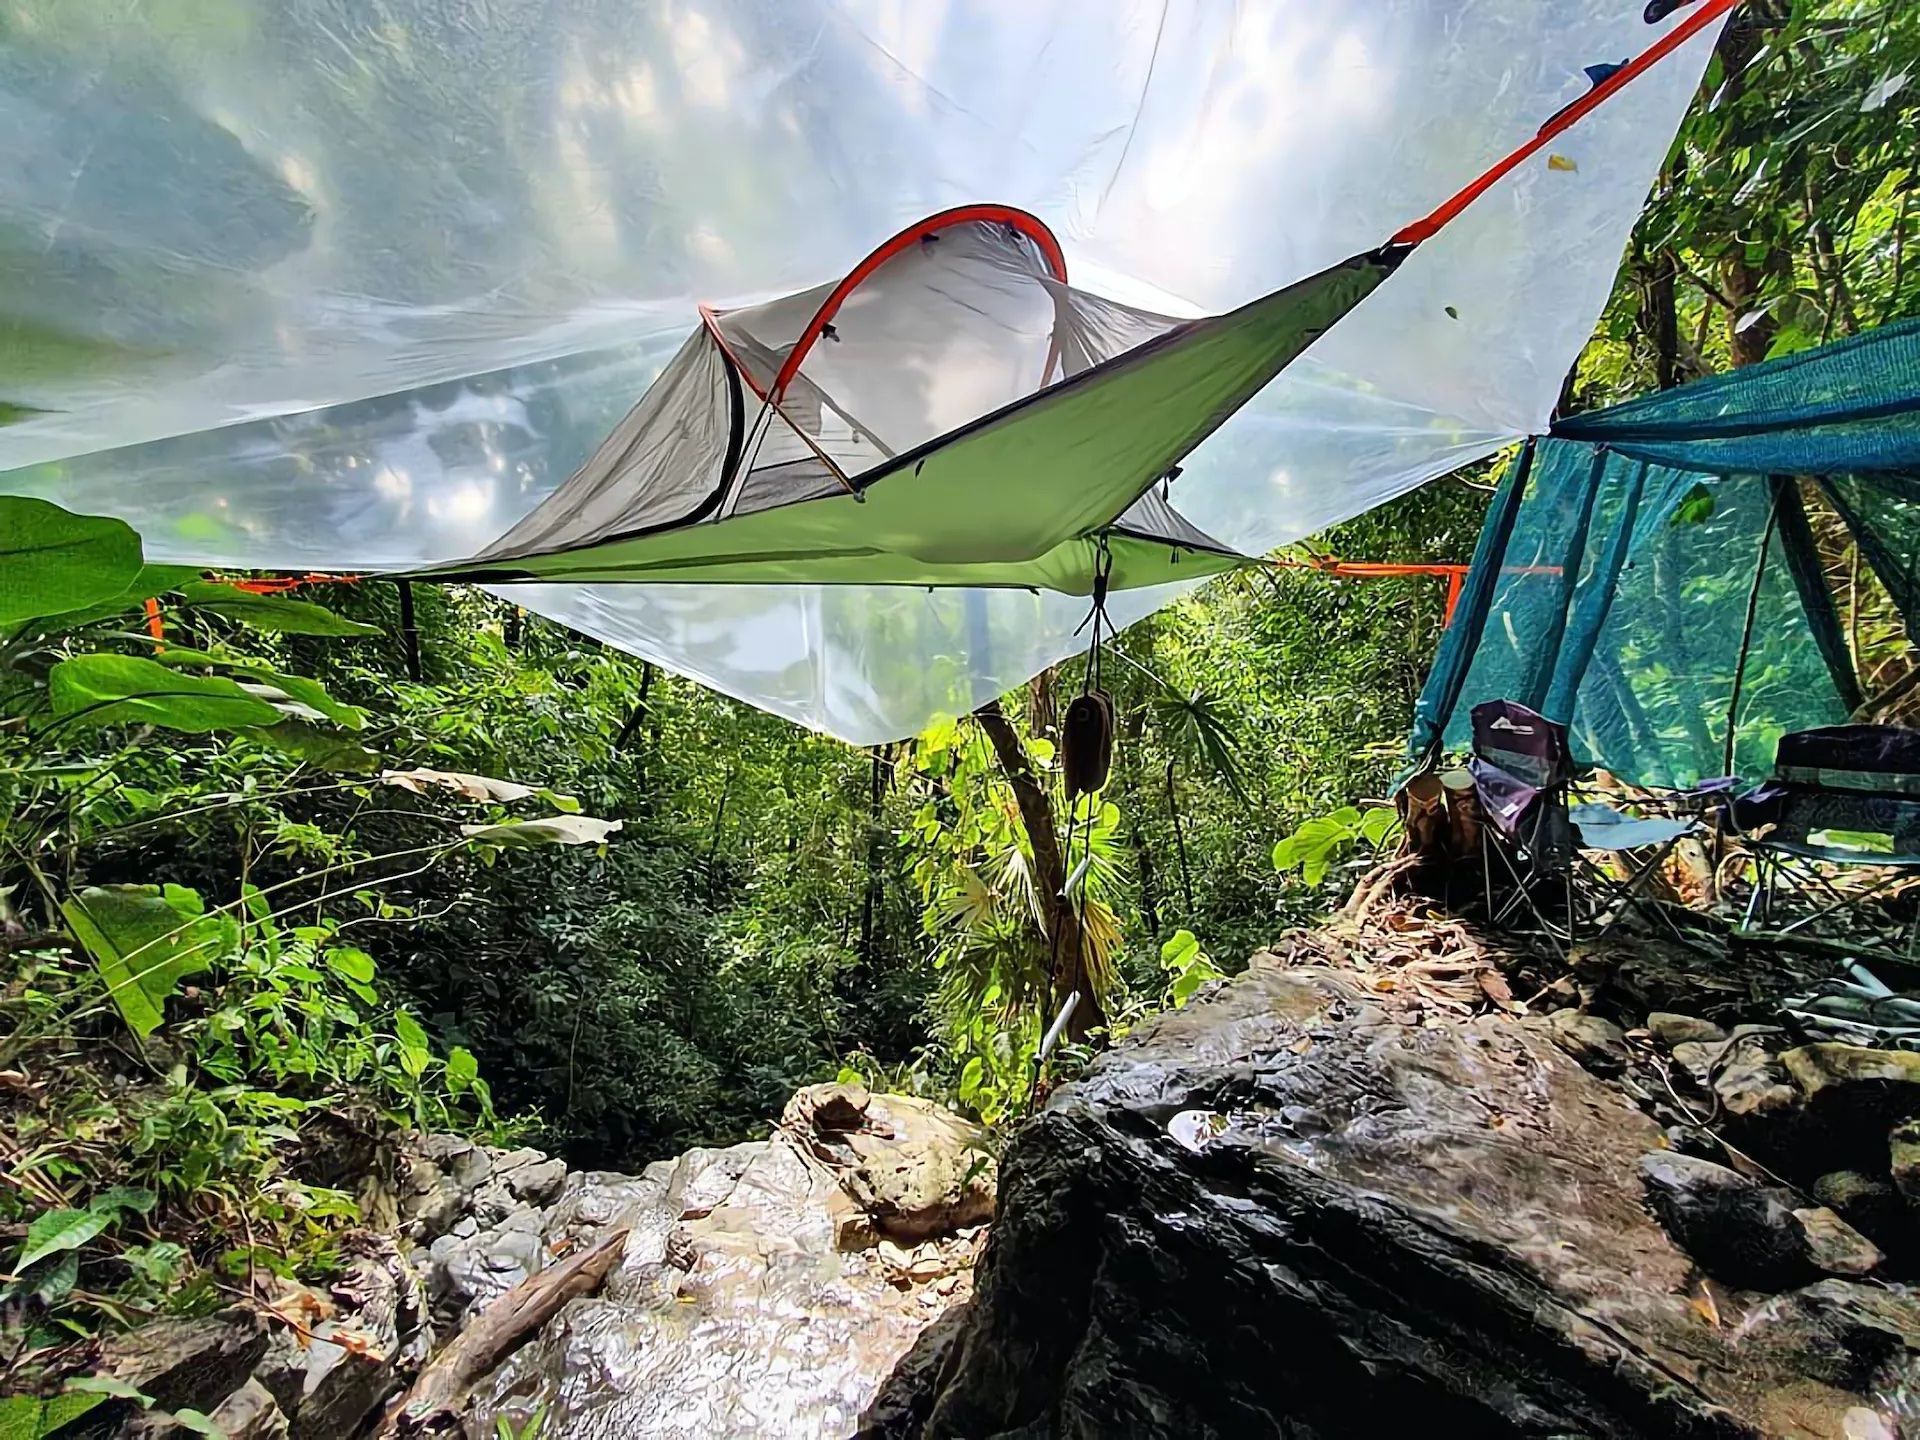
[27,1249,80,1305]
[245,722,380,773]
[459,815,623,848]
[163,1409,226,1437]
[0,1387,113,1438]
[1358,807,1401,849]
[48,655,283,733]
[64,1376,152,1404]
[1160,929,1200,969]
[23,564,202,633]
[62,885,238,1037]
[325,946,377,985]
[0,497,144,626]
[445,1045,479,1095]
[16,1207,113,1272]
[175,581,379,636]
[153,651,368,729]
[959,1057,984,1097]
[90,1186,156,1217]
[1670,483,1716,527]
[393,1010,431,1079]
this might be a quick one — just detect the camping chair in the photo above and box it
[1734,724,1920,957]
[1469,700,1696,948]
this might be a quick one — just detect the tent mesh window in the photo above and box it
[1413,317,1920,789]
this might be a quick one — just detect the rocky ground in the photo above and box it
[69,894,1920,1439]
[76,1085,991,1438]
[872,899,1920,1438]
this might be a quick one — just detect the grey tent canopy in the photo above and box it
[429,205,1403,595]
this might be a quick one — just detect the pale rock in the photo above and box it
[1547,1009,1627,1074]
[1647,1011,1727,1047]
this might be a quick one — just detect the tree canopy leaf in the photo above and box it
[0,497,144,626]
[48,654,284,733]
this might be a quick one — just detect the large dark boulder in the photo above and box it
[869,960,1920,1438]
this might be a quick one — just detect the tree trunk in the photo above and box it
[1647,248,1681,390]
[859,746,888,967]
[1115,697,1161,938]
[1715,3,1788,370]
[1028,665,1060,746]
[974,699,1105,1041]
[1164,757,1195,917]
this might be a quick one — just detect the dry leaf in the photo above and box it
[1548,153,1578,173]
[1688,1279,1722,1327]
[380,767,535,803]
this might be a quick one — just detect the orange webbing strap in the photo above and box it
[1391,0,1740,247]
[228,572,364,595]
[144,572,362,647]
[1271,557,1563,626]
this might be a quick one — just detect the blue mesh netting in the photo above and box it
[1553,316,1920,475]
[1412,321,1920,788]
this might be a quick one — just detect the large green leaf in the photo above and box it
[47,655,284,733]
[0,497,144,626]
[62,885,239,1036]
[22,564,203,634]
[154,650,367,729]
[14,1187,154,1271]
[175,581,380,637]
[245,721,380,773]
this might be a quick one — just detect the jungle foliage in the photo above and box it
[1,0,1916,1412]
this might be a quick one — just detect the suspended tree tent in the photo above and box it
[1410,317,1920,789]
[426,206,1395,595]
[0,0,1732,741]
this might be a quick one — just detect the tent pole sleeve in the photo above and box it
[1406,436,1536,767]
[1544,457,1649,723]
[398,580,422,682]
[1723,484,1782,779]
[1773,476,1864,714]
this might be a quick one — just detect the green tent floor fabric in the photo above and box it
[423,249,1398,594]
[1411,320,1920,790]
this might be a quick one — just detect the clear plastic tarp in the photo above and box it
[0,1,1723,742]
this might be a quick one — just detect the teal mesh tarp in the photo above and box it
[1412,318,1920,788]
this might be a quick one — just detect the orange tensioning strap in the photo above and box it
[1392,0,1740,247]
[1272,557,1563,626]
[227,572,363,594]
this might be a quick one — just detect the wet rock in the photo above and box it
[1648,1011,1728,1047]
[1793,1205,1884,1277]
[506,1156,567,1207]
[467,1111,976,1437]
[1547,1008,1627,1074]
[1890,1119,1920,1205]
[875,961,1920,1438]
[1812,1170,1909,1259]
[1785,1043,1920,1123]
[1670,1033,1801,1123]
[427,1205,547,1330]
[785,1083,996,1241]
[207,1378,289,1439]
[75,1311,268,1437]
[1640,1151,1818,1290]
